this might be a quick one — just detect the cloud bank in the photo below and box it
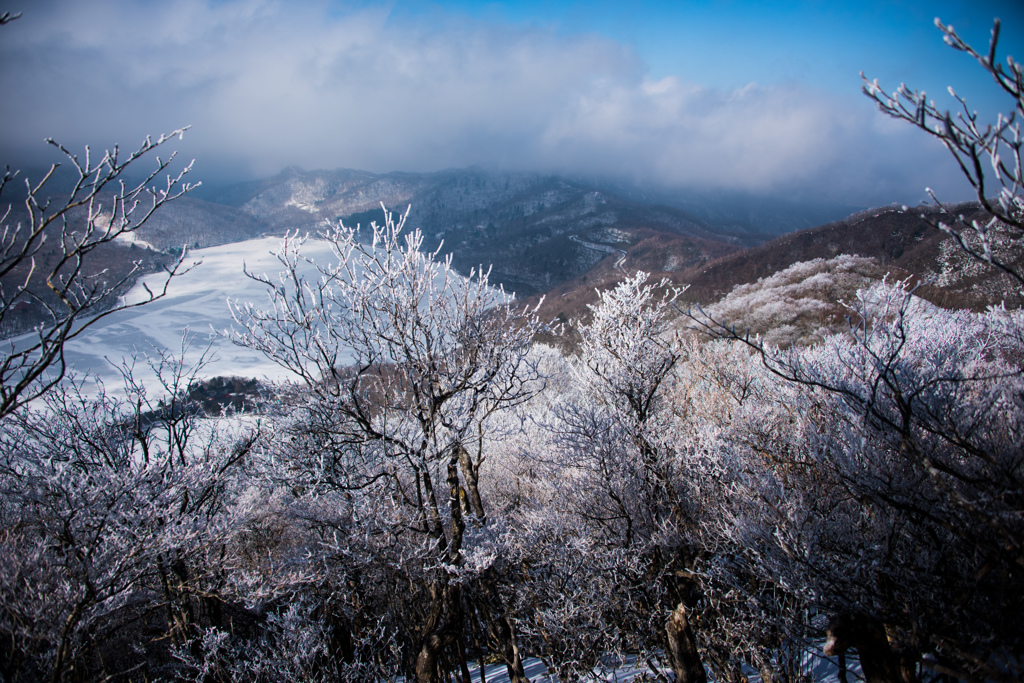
[0,0,972,205]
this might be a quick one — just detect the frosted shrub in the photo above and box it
[703,278,1024,681]
[0,353,257,681]
[525,272,713,682]
[705,254,881,347]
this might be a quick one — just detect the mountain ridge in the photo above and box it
[525,200,1024,348]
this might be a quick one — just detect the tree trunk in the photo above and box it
[447,456,466,564]
[414,450,476,683]
[824,614,917,683]
[665,603,706,683]
[488,612,530,683]
[416,579,469,683]
[416,632,445,683]
[500,616,530,683]
[457,636,473,683]
[50,598,88,683]
[329,611,355,679]
[458,443,487,524]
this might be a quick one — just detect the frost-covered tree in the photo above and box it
[562,271,690,543]
[684,17,1024,682]
[704,254,882,347]
[228,206,549,683]
[863,18,1024,290]
[0,15,196,418]
[0,17,210,678]
[522,272,712,682]
[0,131,195,417]
[0,348,257,681]
[712,282,1024,681]
[659,339,820,683]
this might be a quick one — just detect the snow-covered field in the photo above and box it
[42,236,346,395]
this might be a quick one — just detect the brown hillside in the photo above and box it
[525,228,741,346]
[528,202,1024,347]
[677,202,1023,310]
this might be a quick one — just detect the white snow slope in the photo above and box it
[53,236,344,394]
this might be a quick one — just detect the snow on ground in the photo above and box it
[47,236,347,395]
[486,657,661,682]
[113,228,159,251]
[408,657,659,683]
[453,651,857,683]
[466,659,627,682]
[6,230,493,399]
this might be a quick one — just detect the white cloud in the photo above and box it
[0,0,969,204]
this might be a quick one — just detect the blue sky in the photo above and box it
[390,0,1024,113]
[1,0,1023,206]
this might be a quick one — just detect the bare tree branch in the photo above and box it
[0,131,198,417]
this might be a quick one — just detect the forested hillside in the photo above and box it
[194,166,774,296]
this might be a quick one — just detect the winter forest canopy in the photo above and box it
[1,8,1024,683]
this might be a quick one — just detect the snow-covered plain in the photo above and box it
[49,236,347,395]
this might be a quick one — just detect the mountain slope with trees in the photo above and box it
[196,166,774,296]
[528,199,1024,348]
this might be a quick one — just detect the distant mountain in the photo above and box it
[587,180,863,236]
[191,167,776,295]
